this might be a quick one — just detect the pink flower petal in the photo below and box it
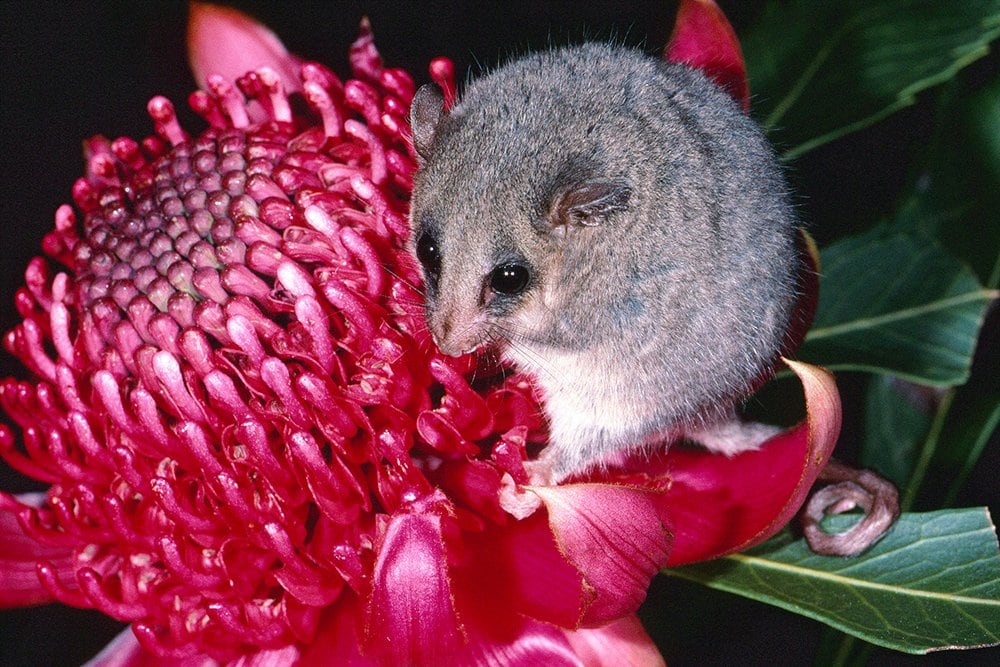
[186,2,302,93]
[665,0,750,112]
[447,614,661,667]
[563,614,665,667]
[455,618,582,667]
[662,359,842,566]
[528,484,672,625]
[0,492,75,608]
[297,596,377,666]
[226,645,302,667]
[457,510,590,632]
[365,510,464,664]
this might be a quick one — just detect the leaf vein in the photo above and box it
[806,291,990,340]
[722,552,1000,606]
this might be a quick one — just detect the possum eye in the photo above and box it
[489,263,531,296]
[416,231,442,281]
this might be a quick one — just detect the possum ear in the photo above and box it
[410,84,445,164]
[550,180,631,230]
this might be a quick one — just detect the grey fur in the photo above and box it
[409,43,800,480]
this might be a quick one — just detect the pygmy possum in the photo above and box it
[408,43,898,555]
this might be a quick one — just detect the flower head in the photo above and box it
[0,2,840,665]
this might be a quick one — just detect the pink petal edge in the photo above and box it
[663,358,842,566]
[665,0,750,112]
[364,510,464,665]
[528,483,672,625]
[563,614,666,667]
[458,509,591,631]
[187,2,303,93]
[455,618,583,667]
[451,613,663,667]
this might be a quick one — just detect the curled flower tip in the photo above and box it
[665,0,750,112]
[430,57,457,110]
[256,67,292,123]
[344,79,384,133]
[345,120,388,185]
[109,136,145,171]
[39,223,69,270]
[206,74,250,128]
[35,560,88,608]
[188,89,228,128]
[303,79,344,139]
[349,16,384,84]
[147,96,189,146]
[380,67,417,105]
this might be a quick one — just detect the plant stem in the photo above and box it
[942,400,1000,507]
[900,388,955,512]
[827,635,856,667]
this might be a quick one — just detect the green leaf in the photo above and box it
[742,0,1000,160]
[666,509,1000,654]
[893,72,1000,288]
[938,396,1000,507]
[798,227,993,386]
[861,376,935,487]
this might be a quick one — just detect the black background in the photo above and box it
[1,2,997,665]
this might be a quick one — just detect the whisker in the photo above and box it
[383,300,426,315]
[381,264,426,298]
[488,323,563,387]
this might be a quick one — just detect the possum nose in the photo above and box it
[435,319,459,356]
[436,339,468,357]
[435,322,469,357]
[431,311,479,357]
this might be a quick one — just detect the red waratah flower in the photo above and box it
[0,2,841,664]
